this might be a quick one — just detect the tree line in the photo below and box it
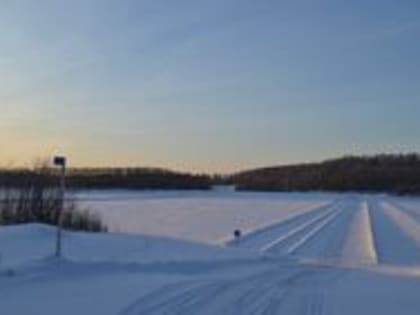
[0,167,213,190]
[230,154,420,194]
[3,154,420,197]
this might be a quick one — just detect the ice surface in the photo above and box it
[78,190,333,243]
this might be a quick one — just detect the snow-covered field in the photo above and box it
[1,191,420,315]
[77,190,334,243]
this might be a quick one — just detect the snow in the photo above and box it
[1,191,420,315]
[78,190,332,243]
[340,200,378,265]
[0,224,254,268]
[370,199,420,266]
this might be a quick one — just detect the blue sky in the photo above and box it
[0,0,419,172]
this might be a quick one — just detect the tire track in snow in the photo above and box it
[120,264,342,315]
[260,205,341,253]
[264,198,379,264]
[219,200,331,245]
[285,208,344,255]
[230,200,343,252]
[262,200,352,260]
[119,267,295,315]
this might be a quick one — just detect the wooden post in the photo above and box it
[54,156,66,258]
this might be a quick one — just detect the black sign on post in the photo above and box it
[53,156,66,167]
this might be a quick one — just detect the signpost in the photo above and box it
[233,229,241,246]
[53,156,66,258]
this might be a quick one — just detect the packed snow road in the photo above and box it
[118,195,420,315]
[229,196,420,267]
[229,197,377,265]
[1,193,419,315]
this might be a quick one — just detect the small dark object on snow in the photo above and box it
[234,229,241,239]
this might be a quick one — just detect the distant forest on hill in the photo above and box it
[1,154,420,194]
[0,167,213,190]
[231,154,420,194]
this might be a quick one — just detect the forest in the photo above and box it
[2,154,420,194]
[0,167,213,190]
[231,154,420,194]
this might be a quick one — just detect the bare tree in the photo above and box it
[0,163,106,232]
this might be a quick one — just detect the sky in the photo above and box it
[0,0,419,173]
